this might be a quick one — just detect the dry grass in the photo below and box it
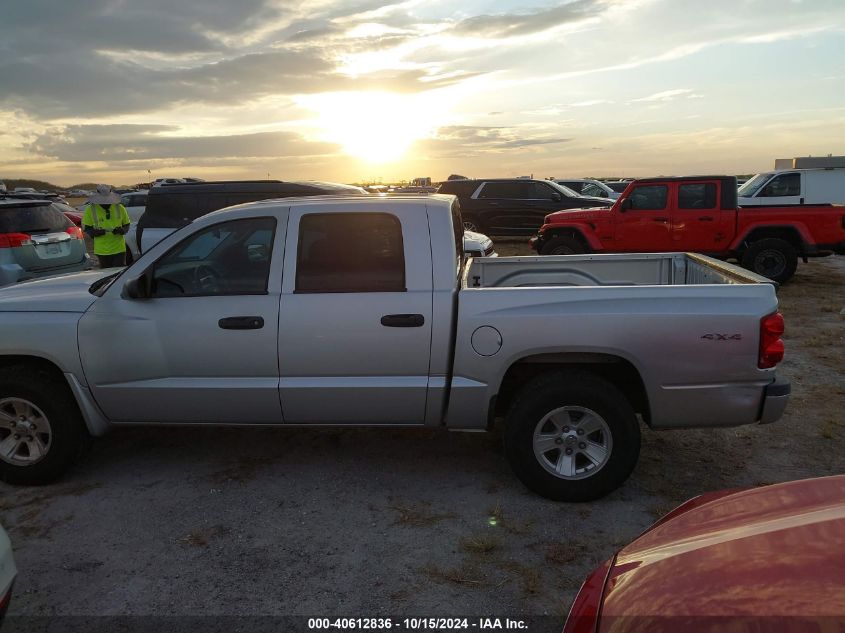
[422,563,490,587]
[545,541,588,565]
[497,561,541,595]
[389,502,456,527]
[177,525,229,547]
[487,502,533,535]
[460,533,502,554]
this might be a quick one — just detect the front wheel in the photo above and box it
[0,366,88,485]
[539,235,585,255]
[740,238,798,283]
[504,371,640,502]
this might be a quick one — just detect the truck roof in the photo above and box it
[218,193,454,209]
[631,176,737,184]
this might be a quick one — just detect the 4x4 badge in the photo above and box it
[701,333,743,341]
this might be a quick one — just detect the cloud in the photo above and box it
[27,124,340,162]
[449,0,602,38]
[421,125,572,158]
[629,88,703,103]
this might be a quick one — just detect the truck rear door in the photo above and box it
[670,180,733,252]
[278,204,433,424]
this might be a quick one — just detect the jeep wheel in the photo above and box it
[539,236,585,255]
[504,371,640,501]
[741,238,798,284]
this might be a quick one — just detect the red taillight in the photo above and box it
[0,232,33,248]
[66,226,83,240]
[759,312,785,369]
[562,558,612,633]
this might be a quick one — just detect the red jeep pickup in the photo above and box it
[529,176,845,282]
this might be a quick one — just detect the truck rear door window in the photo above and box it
[678,183,717,209]
[629,185,668,210]
[295,213,406,293]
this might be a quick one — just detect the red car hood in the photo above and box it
[545,208,610,223]
[600,475,845,626]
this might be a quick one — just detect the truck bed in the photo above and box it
[464,252,773,288]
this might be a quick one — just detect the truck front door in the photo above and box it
[79,215,284,423]
[277,205,433,424]
[613,183,674,251]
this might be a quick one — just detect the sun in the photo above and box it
[298,91,438,163]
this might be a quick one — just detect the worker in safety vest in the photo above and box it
[82,184,131,268]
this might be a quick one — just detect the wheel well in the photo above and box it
[542,228,592,252]
[0,355,68,386]
[494,353,650,424]
[741,227,805,254]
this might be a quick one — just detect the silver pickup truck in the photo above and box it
[0,194,790,500]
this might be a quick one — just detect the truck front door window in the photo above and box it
[760,173,800,197]
[629,185,668,210]
[151,217,276,297]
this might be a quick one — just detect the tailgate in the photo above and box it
[13,232,84,271]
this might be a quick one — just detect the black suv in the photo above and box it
[136,180,366,253]
[436,179,612,235]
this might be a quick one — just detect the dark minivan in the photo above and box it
[137,180,367,254]
[436,178,612,235]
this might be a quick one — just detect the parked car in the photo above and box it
[0,524,14,625]
[563,475,845,633]
[462,229,497,257]
[0,195,789,501]
[136,180,367,254]
[119,191,148,263]
[151,178,185,187]
[51,201,83,227]
[604,181,631,193]
[436,178,612,235]
[530,175,845,283]
[0,199,90,286]
[738,167,845,206]
[555,179,621,200]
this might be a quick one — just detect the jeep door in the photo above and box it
[613,183,675,251]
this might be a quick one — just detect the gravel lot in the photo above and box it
[1,246,843,624]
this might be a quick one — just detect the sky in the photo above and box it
[1,0,843,186]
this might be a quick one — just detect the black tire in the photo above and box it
[539,235,585,255]
[462,215,483,233]
[0,366,88,485]
[504,370,640,502]
[740,238,798,283]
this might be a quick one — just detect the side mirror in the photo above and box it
[123,270,152,299]
[551,192,562,202]
[619,198,632,212]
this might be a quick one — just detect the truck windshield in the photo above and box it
[548,181,581,198]
[738,173,771,197]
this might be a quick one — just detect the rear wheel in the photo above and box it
[462,215,483,233]
[740,238,798,283]
[504,371,640,502]
[539,235,585,255]
[0,366,88,485]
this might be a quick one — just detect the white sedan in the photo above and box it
[0,524,15,623]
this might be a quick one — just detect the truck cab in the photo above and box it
[738,168,845,206]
